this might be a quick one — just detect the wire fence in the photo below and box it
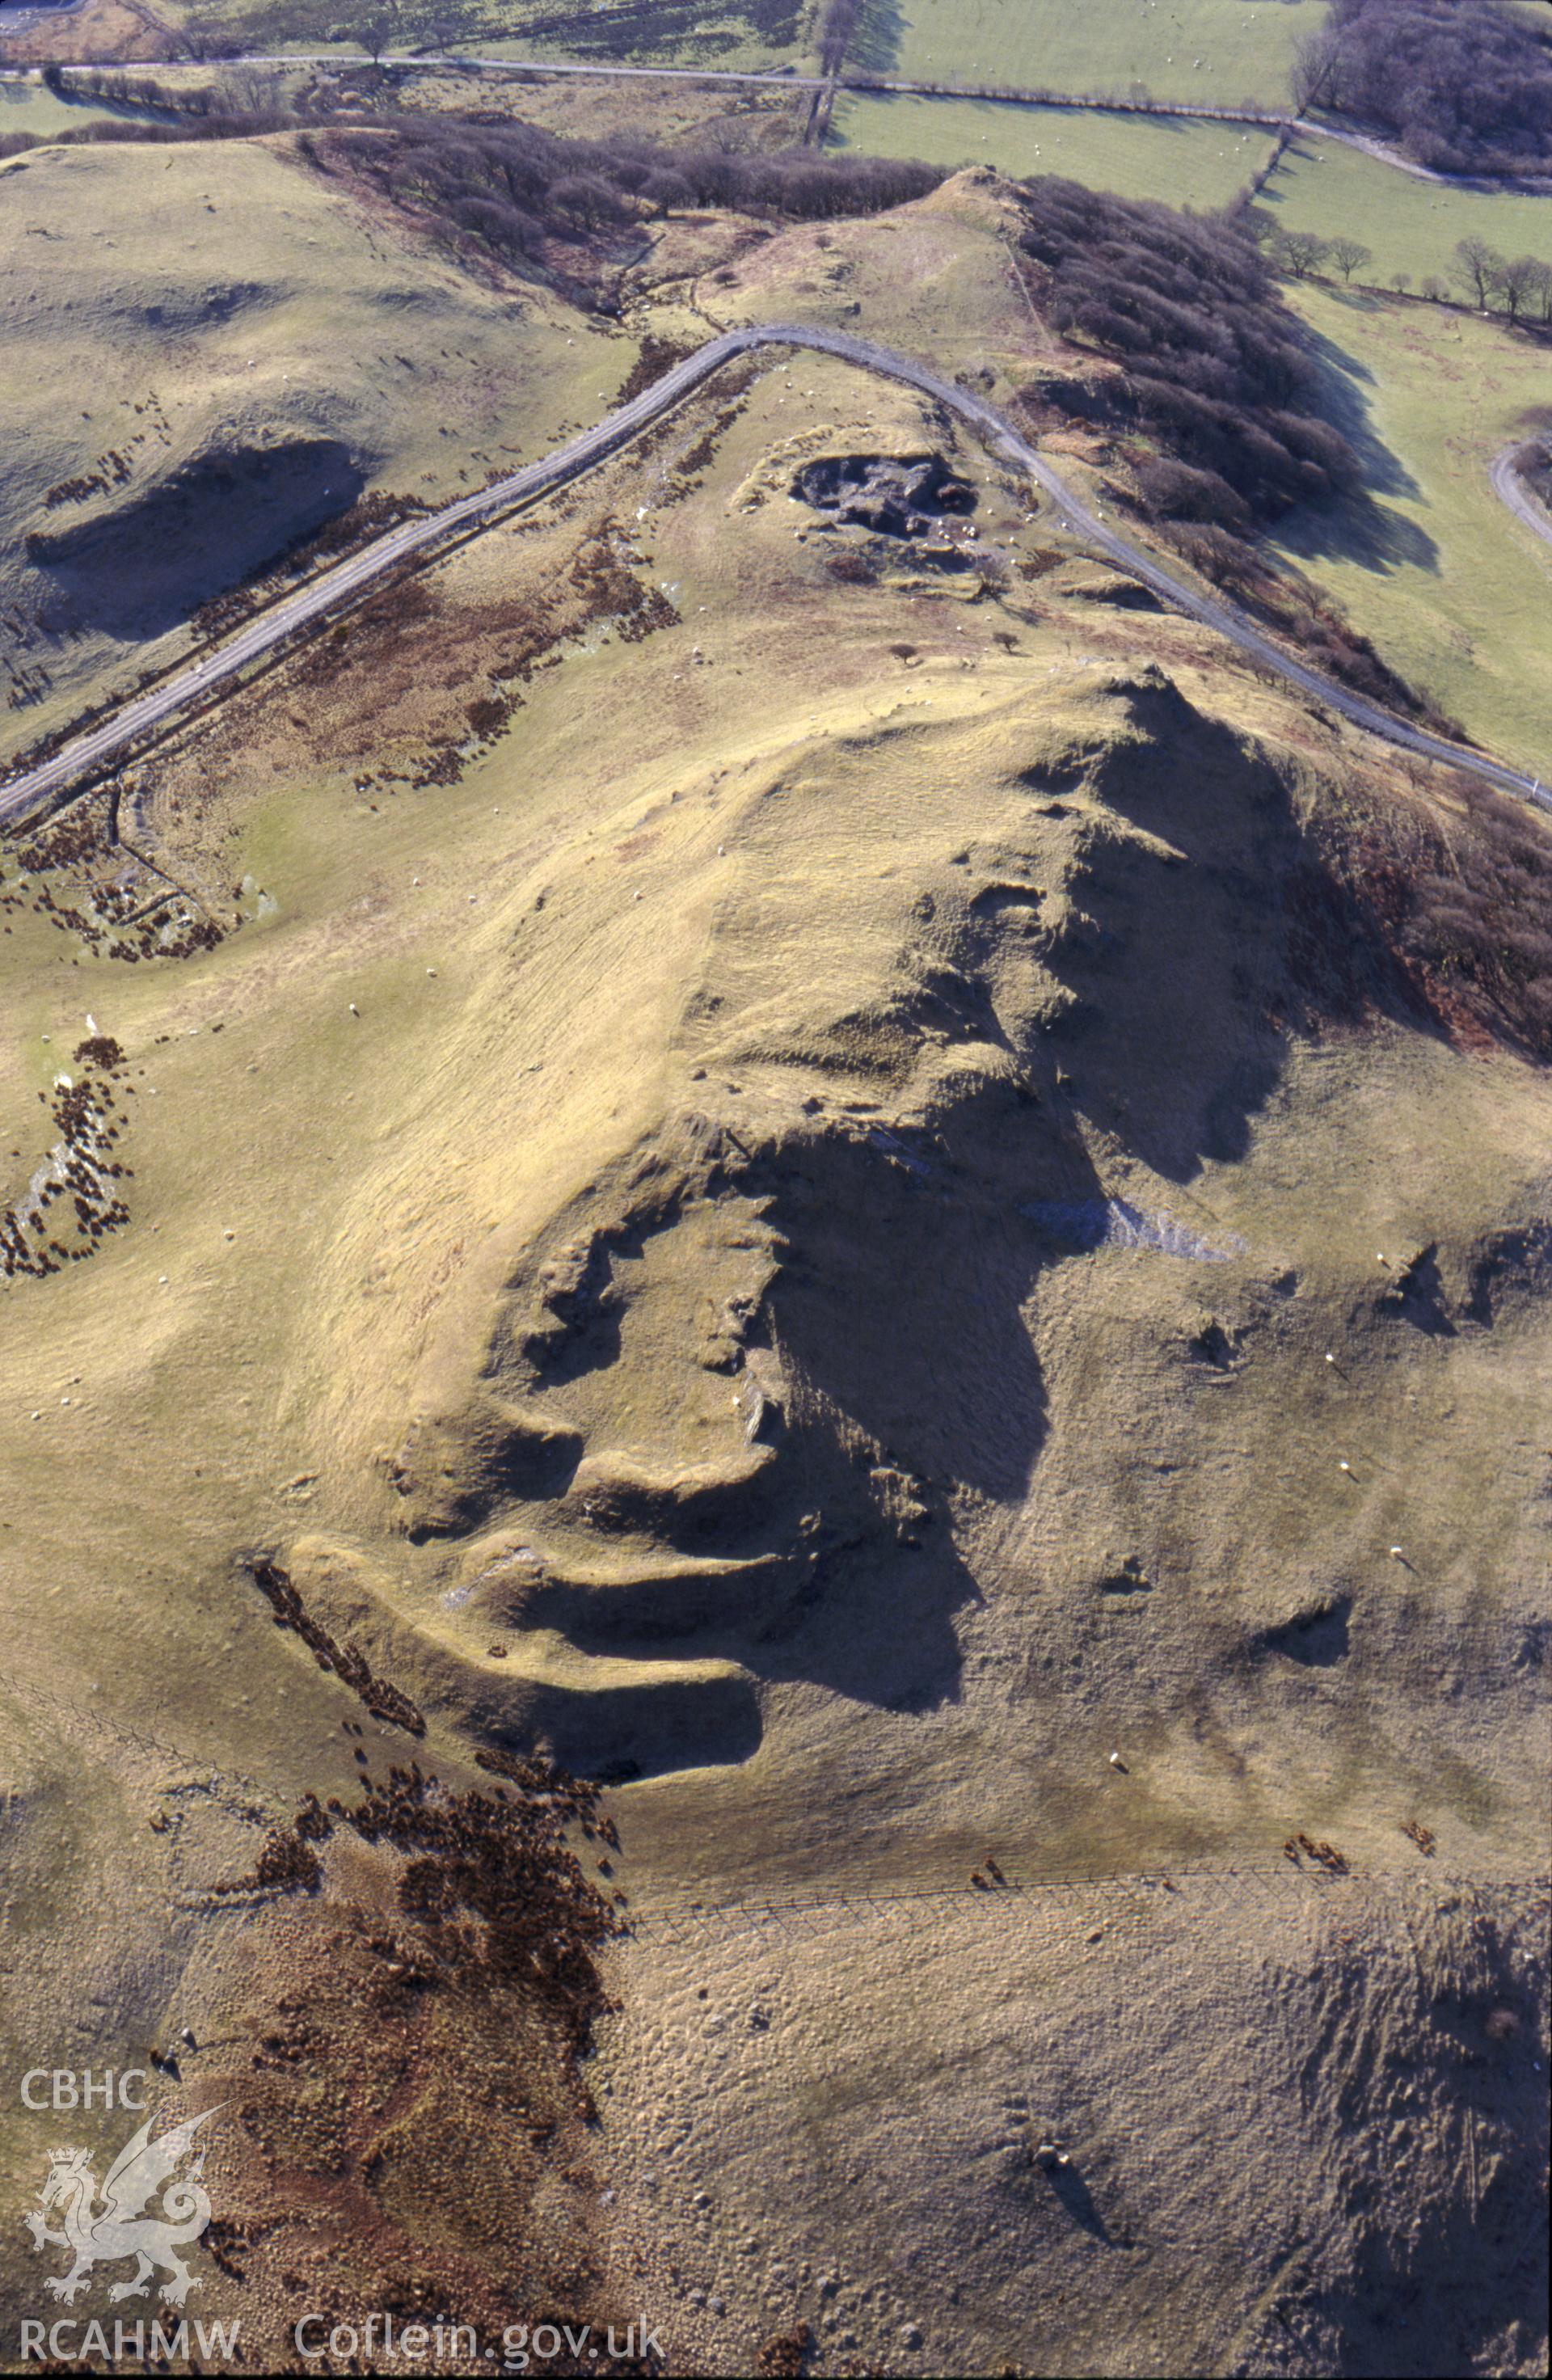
[2,1662,1546,1931]
[0,1662,280,1810]
[623,1863,1550,1941]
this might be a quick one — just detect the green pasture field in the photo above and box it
[830,91,1280,210]
[1259,131,1552,291]
[0,71,157,135]
[1270,284,1552,778]
[831,95,1552,298]
[867,0,1328,108]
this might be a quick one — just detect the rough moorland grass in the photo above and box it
[870,0,1328,108]
[1268,283,1552,775]
[403,65,808,150]
[1258,129,1552,290]
[169,0,809,72]
[830,92,1280,209]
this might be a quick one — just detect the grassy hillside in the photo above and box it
[1268,283,1552,776]
[0,130,618,768]
[869,0,1329,107]
[0,149,1546,2379]
[0,150,1545,1841]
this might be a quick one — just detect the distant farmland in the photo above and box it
[830,93,1280,213]
[855,0,1328,107]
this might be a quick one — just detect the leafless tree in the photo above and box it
[817,0,862,79]
[551,173,622,229]
[1453,234,1503,310]
[1275,229,1331,280]
[1329,236,1373,284]
[1288,30,1339,112]
[1492,253,1549,325]
[181,24,248,61]
[1527,260,1552,327]
[219,62,283,116]
[356,10,399,66]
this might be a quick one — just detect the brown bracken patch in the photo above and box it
[195,1761,642,2370]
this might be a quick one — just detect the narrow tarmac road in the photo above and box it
[2,323,1547,828]
[1492,443,1552,556]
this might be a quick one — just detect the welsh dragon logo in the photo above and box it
[24,2108,220,2306]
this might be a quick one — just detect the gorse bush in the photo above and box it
[1015,178,1360,525]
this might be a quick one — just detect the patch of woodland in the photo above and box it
[1302,0,1552,178]
[302,110,944,306]
[1014,177,1361,531]
[1008,179,1465,724]
[6,71,944,311]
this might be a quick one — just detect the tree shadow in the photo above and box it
[849,0,907,78]
[1265,316,1441,573]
